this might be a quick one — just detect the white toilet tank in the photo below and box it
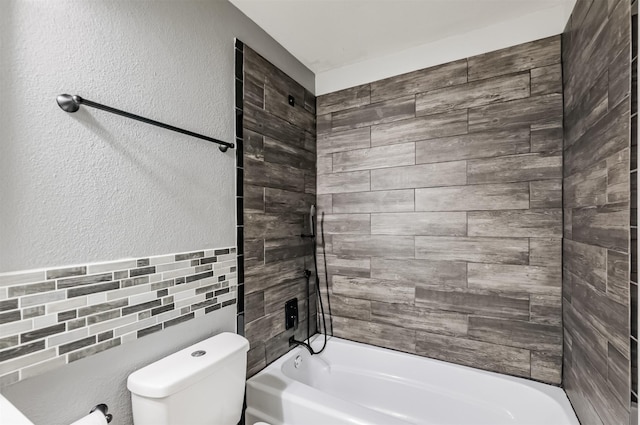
[127,332,250,425]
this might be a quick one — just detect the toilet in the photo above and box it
[127,332,251,425]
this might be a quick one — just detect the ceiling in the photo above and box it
[230,0,575,94]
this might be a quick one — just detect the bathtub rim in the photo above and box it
[246,334,579,425]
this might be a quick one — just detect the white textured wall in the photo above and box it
[0,0,313,273]
[0,1,312,423]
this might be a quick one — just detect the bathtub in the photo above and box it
[246,336,579,425]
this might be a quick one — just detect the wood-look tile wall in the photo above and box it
[562,0,633,423]
[240,46,317,376]
[316,36,564,384]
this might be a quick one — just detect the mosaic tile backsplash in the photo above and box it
[0,247,237,387]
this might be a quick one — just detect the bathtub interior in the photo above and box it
[247,336,579,425]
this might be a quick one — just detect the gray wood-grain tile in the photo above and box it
[244,157,305,192]
[529,179,562,209]
[529,238,562,267]
[263,137,315,171]
[468,316,562,353]
[264,188,314,214]
[371,161,467,191]
[415,236,529,264]
[245,129,264,160]
[571,203,629,252]
[571,280,629,355]
[605,148,630,204]
[563,239,607,291]
[467,35,560,81]
[415,183,529,211]
[317,155,332,175]
[606,250,629,305]
[564,72,608,149]
[467,154,562,184]
[244,74,265,108]
[244,103,308,149]
[333,315,416,353]
[317,84,370,115]
[331,96,415,132]
[317,127,371,154]
[332,142,415,172]
[468,209,562,237]
[371,301,468,336]
[468,93,562,132]
[370,258,467,287]
[370,59,467,103]
[415,332,531,378]
[531,351,562,384]
[332,275,414,304]
[607,342,631,405]
[531,64,563,96]
[317,171,370,195]
[245,257,306,295]
[371,212,467,236]
[415,286,530,320]
[264,84,315,132]
[416,72,530,117]
[332,189,414,213]
[330,295,371,321]
[531,125,563,153]
[371,110,468,147]
[564,101,630,177]
[264,237,313,263]
[325,255,371,278]
[530,295,562,326]
[244,184,265,213]
[467,263,561,296]
[242,45,318,375]
[321,214,371,234]
[415,128,530,164]
[244,213,303,239]
[315,35,565,385]
[332,235,415,258]
[564,161,608,208]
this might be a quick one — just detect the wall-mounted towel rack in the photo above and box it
[56,94,234,152]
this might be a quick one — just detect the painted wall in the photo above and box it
[0,1,313,424]
[0,0,313,273]
[316,36,564,384]
[238,46,318,376]
[562,0,633,423]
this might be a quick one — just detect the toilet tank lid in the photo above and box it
[127,332,249,398]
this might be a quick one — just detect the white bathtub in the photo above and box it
[246,336,579,425]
